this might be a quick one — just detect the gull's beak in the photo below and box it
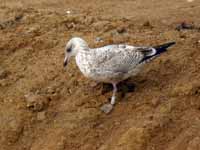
[63,56,68,67]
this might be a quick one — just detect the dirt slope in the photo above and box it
[0,0,200,150]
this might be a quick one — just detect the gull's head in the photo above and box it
[63,37,88,67]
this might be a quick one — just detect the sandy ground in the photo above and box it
[0,0,200,150]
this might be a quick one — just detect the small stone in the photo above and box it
[148,115,154,120]
[95,37,103,43]
[143,21,153,28]
[37,111,46,121]
[0,79,9,87]
[114,121,121,126]
[26,27,39,34]
[66,10,71,14]
[25,93,50,111]
[67,88,72,94]
[180,34,187,39]
[15,14,23,21]
[176,22,195,31]
[151,98,161,107]
[116,27,127,34]
[46,86,56,94]
[0,68,8,79]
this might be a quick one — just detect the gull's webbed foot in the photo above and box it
[100,103,113,114]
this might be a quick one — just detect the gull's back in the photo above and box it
[84,44,144,83]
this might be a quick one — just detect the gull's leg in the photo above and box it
[100,83,117,114]
[111,83,117,105]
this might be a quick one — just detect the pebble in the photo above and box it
[95,37,103,43]
[37,111,46,121]
[26,26,39,34]
[0,79,9,87]
[151,98,161,107]
[66,10,71,14]
[176,22,194,31]
[116,27,127,34]
[114,121,121,126]
[46,86,56,94]
[25,93,50,111]
[143,21,153,28]
[0,67,8,79]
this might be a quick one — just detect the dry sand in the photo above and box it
[0,0,200,150]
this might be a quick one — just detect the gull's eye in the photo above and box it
[67,48,72,52]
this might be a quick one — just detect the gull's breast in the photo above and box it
[75,52,94,78]
[75,52,110,82]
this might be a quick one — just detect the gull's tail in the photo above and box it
[140,42,176,63]
[153,42,176,56]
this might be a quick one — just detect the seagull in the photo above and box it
[63,37,175,113]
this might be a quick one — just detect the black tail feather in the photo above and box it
[140,42,176,63]
[153,41,176,55]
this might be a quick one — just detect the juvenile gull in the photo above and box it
[63,37,175,113]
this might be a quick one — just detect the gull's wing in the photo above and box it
[91,41,176,74]
[86,42,175,82]
[91,44,153,74]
